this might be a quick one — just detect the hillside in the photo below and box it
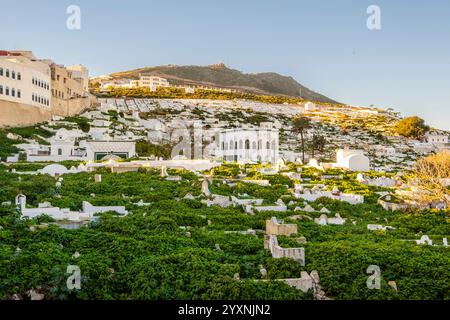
[107,63,337,103]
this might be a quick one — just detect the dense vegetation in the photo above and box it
[93,86,340,108]
[0,130,19,161]
[0,164,448,300]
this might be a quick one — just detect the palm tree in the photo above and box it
[292,116,311,163]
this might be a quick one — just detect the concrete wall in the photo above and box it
[0,94,97,128]
[264,235,305,265]
[266,217,298,235]
[51,95,95,118]
[0,100,52,127]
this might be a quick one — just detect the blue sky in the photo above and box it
[1,0,449,130]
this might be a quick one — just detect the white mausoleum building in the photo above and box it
[216,127,279,163]
[85,140,136,161]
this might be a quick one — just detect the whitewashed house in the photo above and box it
[425,132,449,144]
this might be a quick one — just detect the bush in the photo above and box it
[394,116,429,139]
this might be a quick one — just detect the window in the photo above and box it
[0,85,3,94]
[12,71,15,79]
[58,148,62,156]
[11,88,15,97]
[5,87,9,95]
[266,141,270,149]
[32,93,35,101]
[245,139,250,150]
[17,72,21,80]
[0,67,3,76]
[57,75,60,81]
[17,89,21,98]
[6,69,10,77]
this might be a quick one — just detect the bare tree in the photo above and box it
[412,150,450,206]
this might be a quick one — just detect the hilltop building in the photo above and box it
[135,75,170,91]
[102,75,171,92]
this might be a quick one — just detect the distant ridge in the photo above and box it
[106,64,337,103]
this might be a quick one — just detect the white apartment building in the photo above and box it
[0,50,51,109]
[216,127,279,163]
[137,75,170,91]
